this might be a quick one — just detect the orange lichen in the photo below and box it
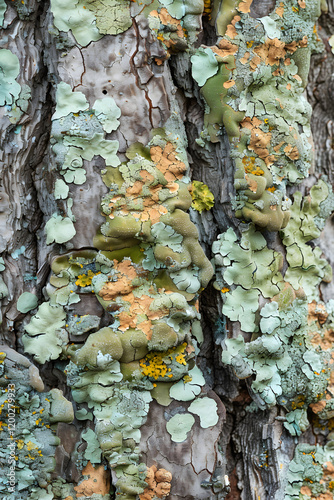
[99,260,140,300]
[222,79,235,89]
[249,55,261,71]
[238,0,252,14]
[149,8,185,52]
[276,2,284,17]
[225,15,241,39]
[150,142,186,182]
[241,117,272,164]
[74,462,110,497]
[284,144,299,160]
[245,175,258,193]
[254,38,286,66]
[216,39,238,56]
[310,400,327,414]
[285,36,308,52]
[139,465,172,500]
[300,486,312,496]
[240,52,250,64]
[308,302,329,325]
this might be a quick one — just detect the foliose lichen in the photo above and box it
[194,0,324,230]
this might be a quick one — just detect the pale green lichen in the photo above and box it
[22,302,67,364]
[44,214,76,245]
[166,412,195,442]
[188,397,219,428]
[220,294,333,423]
[50,0,102,46]
[284,443,334,499]
[50,0,132,46]
[169,365,205,401]
[54,179,69,200]
[84,0,132,36]
[93,97,121,133]
[0,49,21,106]
[213,224,284,331]
[52,82,88,120]
[17,292,38,314]
[191,48,219,87]
[51,96,120,193]
[49,388,74,424]
[81,428,102,464]
[281,180,334,299]
[0,0,6,26]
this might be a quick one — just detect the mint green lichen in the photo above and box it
[159,0,203,21]
[169,267,201,294]
[214,226,284,298]
[50,0,102,46]
[222,286,259,332]
[213,225,284,332]
[93,97,121,133]
[54,179,69,200]
[188,397,219,428]
[9,84,31,124]
[0,0,6,26]
[22,302,66,364]
[50,0,132,45]
[52,110,120,187]
[0,49,21,106]
[283,409,309,437]
[44,214,76,244]
[259,16,281,39]
[169,365,205,401]
[166,412,195,442]
[81,428,102,464]
[49,282,80,307]
[284,444,334,499]
[52,82,88,120]
[49,388,74,423]
[259,302,280,335]
[17,292,38,314]
[220,293,332,423]
[75,408,94,421]
[191,47,219,87]
[282,180,334,299]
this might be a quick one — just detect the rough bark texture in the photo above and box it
[1,1,334,500]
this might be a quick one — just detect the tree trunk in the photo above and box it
[1,1,334,499]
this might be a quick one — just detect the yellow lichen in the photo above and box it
[191,180,215,213]
[242,156,264,176]
[75,269,101,287]
[140,343,188,380]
